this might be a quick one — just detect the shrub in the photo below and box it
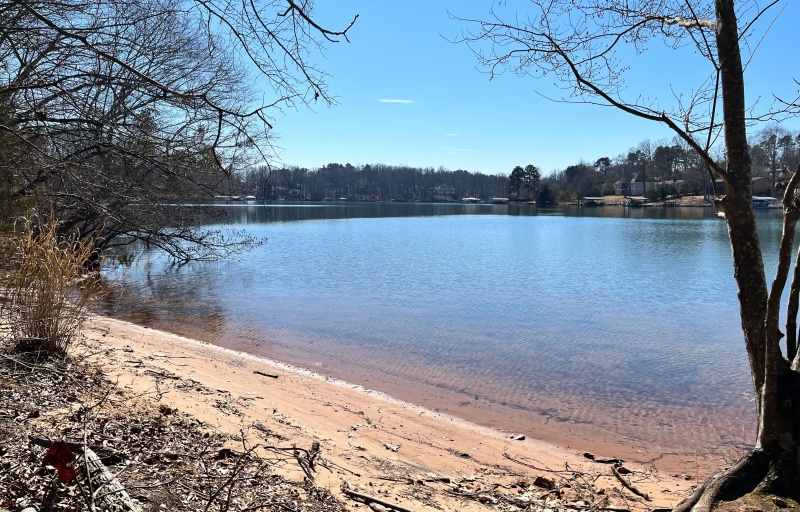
[646,187,662,202]
[536,184,557,204]
[4,215,101,356]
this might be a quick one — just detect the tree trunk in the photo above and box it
[674,2,800,509]
[674,368,800,512]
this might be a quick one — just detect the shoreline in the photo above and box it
[80,314,700,509]
[111,310,755,479]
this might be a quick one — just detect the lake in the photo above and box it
[103,202,786,472]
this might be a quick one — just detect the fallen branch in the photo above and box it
[144,369,180,379]
[84,446,144,511]
[583,452,623,464]
[254,370,279,378]
[341,480,417,512]
[612,465,650,501]
[30,437,126,465]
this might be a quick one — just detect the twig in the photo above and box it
[253,370,279,378]
[341,480,418,512]
[144,369,180,379]
[612,466,650,501]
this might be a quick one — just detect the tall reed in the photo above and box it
[4,216,100,355]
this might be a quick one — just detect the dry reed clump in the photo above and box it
[2,216,101,356]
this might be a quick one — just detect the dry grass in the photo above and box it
[2,215,101,356]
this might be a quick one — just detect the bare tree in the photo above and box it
[0,0,357,262]
[752,124,791,195]
[455,1,800,509]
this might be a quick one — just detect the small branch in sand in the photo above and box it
[583,452,623,464]
[341,480,417,512]
[254,370,279,379]
[612,465,651,501]
[144,369,180,379]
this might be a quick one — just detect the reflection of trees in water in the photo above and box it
[213,202,729,225]
[100,268,227,341]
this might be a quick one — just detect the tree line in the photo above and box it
[233,163,510,202]
[224,123,799,204]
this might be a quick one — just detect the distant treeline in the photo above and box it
[234,163,509,202]
[226,127,800,203]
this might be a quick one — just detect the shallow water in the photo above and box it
[104,203,784,470]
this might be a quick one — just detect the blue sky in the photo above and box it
[270,1,800,177]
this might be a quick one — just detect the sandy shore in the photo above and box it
[80,315,699,510]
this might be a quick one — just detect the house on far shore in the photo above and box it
[629,173,658,196]
[614,178,629,196]
[715,177,775,197]
[616,173,658,196]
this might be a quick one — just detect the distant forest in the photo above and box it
[228,128,800,203]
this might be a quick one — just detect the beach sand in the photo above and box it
[77,315,702,510]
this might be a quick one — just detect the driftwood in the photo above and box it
[31,437,142,511]
[380,440,400,452]
[254,370,279,378]
[84,446,143,511]
[593,457,623,464]
[612,465,650,501]
[583,452,624,464]
[342,480,417,512]
[144,369,180,379]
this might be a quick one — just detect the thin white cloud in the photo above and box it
[445,133,461,137]
[378,99,415,104]
[439,146,477,153]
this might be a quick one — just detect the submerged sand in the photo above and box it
[76,315,705,510]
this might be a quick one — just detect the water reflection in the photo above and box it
[207,201,725,224]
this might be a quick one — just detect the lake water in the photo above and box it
[103,202,787,472]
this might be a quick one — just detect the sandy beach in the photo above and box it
[76,315,701,510]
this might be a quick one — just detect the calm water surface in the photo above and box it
[104,203,787,469]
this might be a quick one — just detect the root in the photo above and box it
[673,450,769,512]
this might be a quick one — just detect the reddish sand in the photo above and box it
[80,315,702,511]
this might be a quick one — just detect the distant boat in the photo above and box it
[716,211,726,219]
[461,197,481,203]
[492,197,509,204]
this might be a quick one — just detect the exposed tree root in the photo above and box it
[671,448,800,512]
